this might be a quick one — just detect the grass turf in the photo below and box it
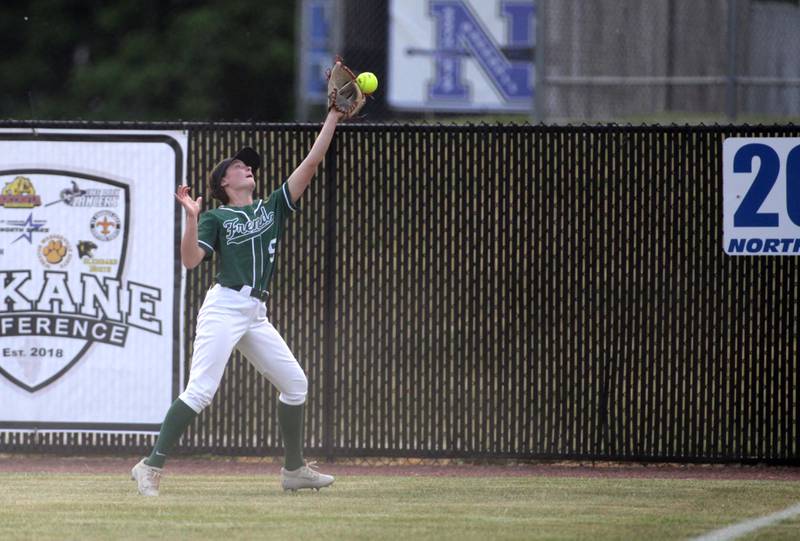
[1,474,799,540]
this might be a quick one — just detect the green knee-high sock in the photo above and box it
[278,401,305,471]
[145,398,197,468]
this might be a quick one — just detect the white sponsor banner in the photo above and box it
[388,0,535,112]
[723,138,800,255]
[0,129,186,431]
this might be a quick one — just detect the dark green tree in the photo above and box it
[0,0,295,121]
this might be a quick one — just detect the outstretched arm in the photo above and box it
[286,109,344,204]
[174,185,206,269]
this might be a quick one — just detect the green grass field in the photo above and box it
[1,474,799,540]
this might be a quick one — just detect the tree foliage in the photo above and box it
[0,0,295,121]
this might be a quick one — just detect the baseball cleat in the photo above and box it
[131,458,163,496]
[280,461,334,491]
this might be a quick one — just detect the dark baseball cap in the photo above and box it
[209,147,261,191]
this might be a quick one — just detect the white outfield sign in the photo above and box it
[0,129,187,431]
[388,0,535,112]
[724,138,800,255]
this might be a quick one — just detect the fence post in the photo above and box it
[726,0,738,121]
[533,0,546,123]
[322,138,338,460]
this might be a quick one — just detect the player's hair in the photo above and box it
[209,169,230,205]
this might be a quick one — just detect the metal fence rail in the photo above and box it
[1,122,798,463]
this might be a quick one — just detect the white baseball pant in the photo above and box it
[179,284,307,412]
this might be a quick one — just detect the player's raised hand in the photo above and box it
[175,185,202,218]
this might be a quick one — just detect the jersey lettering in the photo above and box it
[222,210,275,245]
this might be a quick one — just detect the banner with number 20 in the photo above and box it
[723,138,800,256]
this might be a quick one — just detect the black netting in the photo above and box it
[1,121,798,464]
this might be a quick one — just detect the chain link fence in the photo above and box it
[1,121,798,464]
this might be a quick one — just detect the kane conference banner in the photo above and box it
[0,129,186,432]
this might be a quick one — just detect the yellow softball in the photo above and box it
[356,72,378,94]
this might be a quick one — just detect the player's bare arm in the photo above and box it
[285,109,345,204]
[175,185,206,269]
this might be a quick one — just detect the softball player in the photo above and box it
[132,109,344,495]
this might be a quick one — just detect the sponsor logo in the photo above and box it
[46,180,120,208]
[3,213,48,244]
[0,176,42,208]
[78,241,119,273]
[90,210,121,241]
[0,170,132,392]
[38,235,72,269]
[77,240,98,258]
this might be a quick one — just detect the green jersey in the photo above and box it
[197,182,298,291]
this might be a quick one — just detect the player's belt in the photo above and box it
[225,284,270,302]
